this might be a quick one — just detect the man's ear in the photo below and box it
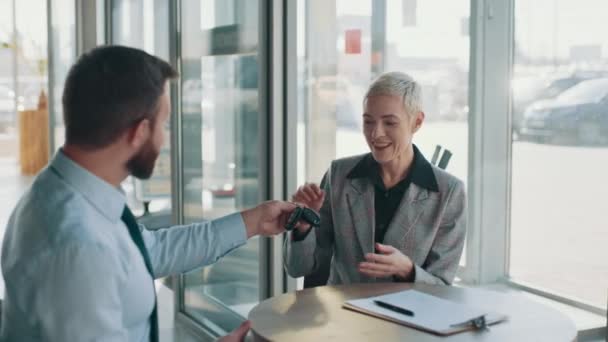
[126,119,151,149]
[413,111,425,133]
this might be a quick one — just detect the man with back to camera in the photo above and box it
[0,45,296,341]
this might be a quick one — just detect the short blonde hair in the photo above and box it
[364,71,423,115]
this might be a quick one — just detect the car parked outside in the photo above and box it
[520,77,608,146]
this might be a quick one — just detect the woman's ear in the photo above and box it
[412,111,425,133]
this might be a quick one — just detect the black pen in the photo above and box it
[373,300,415,317]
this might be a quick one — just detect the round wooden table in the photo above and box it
[248,283,577,341]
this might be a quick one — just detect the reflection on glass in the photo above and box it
[297,0,469,266]
[112,0,172,216]
[15,0,48,111]
[0,0,48,172]
[0,0,49,296]
[0,0,16,140]
[181,0,261,334]
[50,0,76,150]
[0,0,48,142]
[510,0,608,309]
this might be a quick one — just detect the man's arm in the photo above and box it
[142,213,247,278]
[142,201,294,278]
[35,243,129,341]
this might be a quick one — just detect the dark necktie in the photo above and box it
[121,206,158,342]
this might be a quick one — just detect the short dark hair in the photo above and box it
[62,45,178,148]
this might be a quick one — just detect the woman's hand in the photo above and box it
[291,183,325,234]
[292,182,325,211]
[358,243,414,280]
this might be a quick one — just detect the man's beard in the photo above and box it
[126,139,159,180]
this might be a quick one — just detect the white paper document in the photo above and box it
[343,290,507,335]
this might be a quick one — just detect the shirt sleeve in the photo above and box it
[33,242,129,341]
[141,213,248,278]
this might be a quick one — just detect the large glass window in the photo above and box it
[14,0,48,113]
[510,0,608,309]
[112,0,172,217]
[0,0,48,296]
[0,0,48,160]
[49,0,76,151]
[0,0,49,217]
[0,0,16,143]
[297,0,469,266]
[180,0,262,334]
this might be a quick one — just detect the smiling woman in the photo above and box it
[284,71,467,288]
[362,72,423,181]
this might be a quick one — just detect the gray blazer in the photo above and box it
[284,153,466,285]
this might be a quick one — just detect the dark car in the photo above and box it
[512,75,594,137]
[520,77,608,145]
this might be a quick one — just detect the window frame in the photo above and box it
[284,0,608,322]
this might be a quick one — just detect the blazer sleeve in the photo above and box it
[283,169,335,278]
[413,178,466,285]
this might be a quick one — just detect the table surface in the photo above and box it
[248,283,577,342]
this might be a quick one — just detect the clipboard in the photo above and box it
[343,290,508,336]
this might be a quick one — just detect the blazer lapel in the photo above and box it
[346,177,375,256]
[383,184,429,246]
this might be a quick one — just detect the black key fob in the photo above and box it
[285,206,320,231]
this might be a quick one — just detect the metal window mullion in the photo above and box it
[104,0,113,44]
[267,0,289,299]
[463,0,485,285]
[75,0,98,54]
[46,0,55,154]
[168,0,185,316]
[283,0,298,294]
[467,0,514,284]
[258,0,273,301]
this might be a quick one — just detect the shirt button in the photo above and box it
[384,192,389,198]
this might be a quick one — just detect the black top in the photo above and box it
[346,144,439,243]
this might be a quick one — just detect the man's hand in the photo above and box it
[358,243,414,279]
[241,201,297,238]
[216,320,251,342]
[291,183,325,233]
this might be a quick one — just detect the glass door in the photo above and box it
[179,0,265,335]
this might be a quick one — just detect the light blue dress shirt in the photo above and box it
[0,151,248,341]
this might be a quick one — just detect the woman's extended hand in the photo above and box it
[291,183,325,234]
[292,182,325,212]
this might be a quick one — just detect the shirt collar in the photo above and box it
[50,150,126,222]
[346,144,439,192]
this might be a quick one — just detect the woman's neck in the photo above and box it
[378,145,414,189]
